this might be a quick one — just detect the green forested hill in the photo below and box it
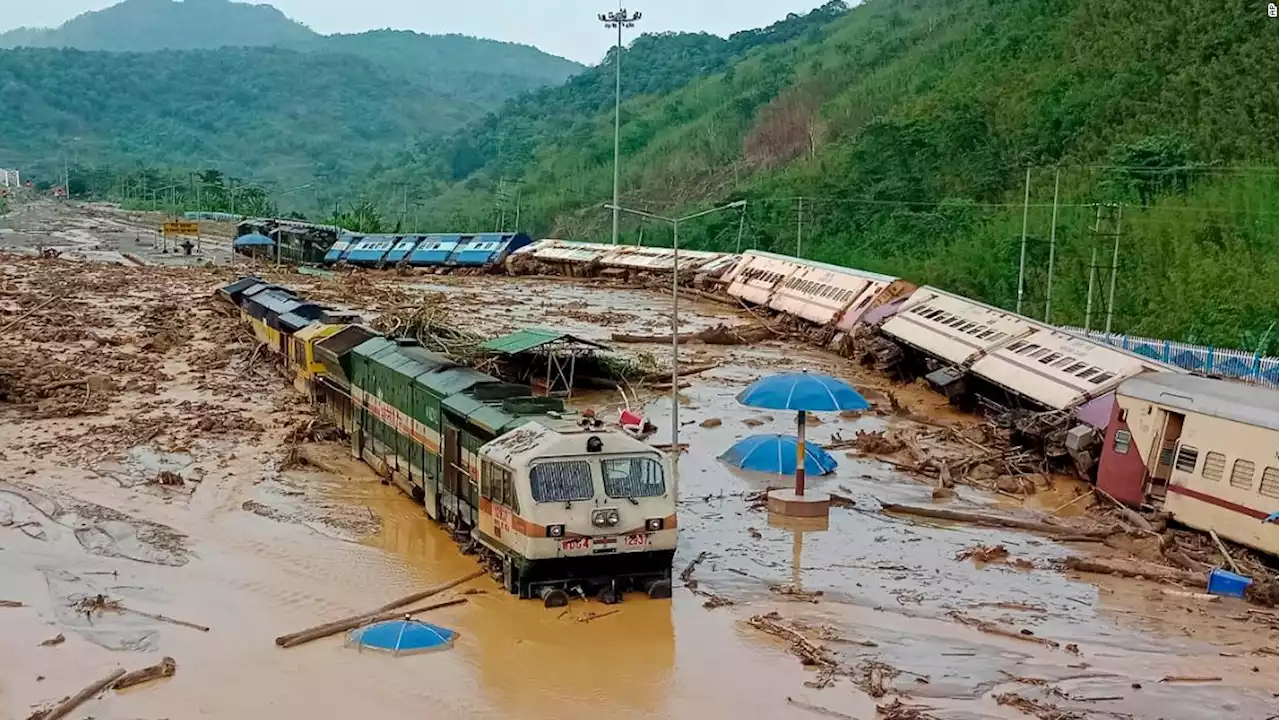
[372,0,1277,350]
[0,0,584,184]
[0,47,475,188]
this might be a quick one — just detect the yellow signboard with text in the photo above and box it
[162,221,200,237]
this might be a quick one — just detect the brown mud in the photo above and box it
[0,200,1275,720]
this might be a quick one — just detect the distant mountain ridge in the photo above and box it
[0,0,584,102]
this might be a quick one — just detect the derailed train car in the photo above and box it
[217,276,676,604]
[323,232,533,270]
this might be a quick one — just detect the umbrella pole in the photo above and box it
[795,410,806,496]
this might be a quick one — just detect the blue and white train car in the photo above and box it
[384,235,425,265]
[450,232,533,267]
[345,236,397,266]
[323,233,362,265]
[407,234,462,267]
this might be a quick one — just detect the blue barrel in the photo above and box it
[1206,568,1252,598]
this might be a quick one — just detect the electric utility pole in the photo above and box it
[599,4,641,246]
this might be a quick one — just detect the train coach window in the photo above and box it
[1088,372,1115,385]
[1038,353,1062,365]
[1016,344,1041,355]
[1077,367,1100,380]
[1029,348,1051,359]
[1006,341,1027,352]
[1229,459,1255,490]
[1113,429,1131,454]
[530,461,594,503]
[1260,468,1278,499]
[602,457,666,498]
[1063,362,1088,374]
[1174,446,1199,473]
[1053,356,1076,368]
[1202,452,1226,482]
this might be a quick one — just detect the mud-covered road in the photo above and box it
[0,200,1275,720]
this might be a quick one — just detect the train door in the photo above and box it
[443,425,461,521]
[1146,411,1185,498]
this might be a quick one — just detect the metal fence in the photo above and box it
[1061,327,1280,388]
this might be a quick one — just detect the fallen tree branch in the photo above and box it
[1064,556,1206,586]
[679,551,708,590]
[1092,486,1156,534]
[1209,530,1244,575]
[279,596,467,649]
[0,296,61,335]
[274,568,484,647]
[37,668,126,720]
[880,503,1112,538]
[114,657,177,690]
[119,606,209,632]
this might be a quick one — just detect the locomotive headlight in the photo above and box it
[546,524,564,538]
[592,509,621,527]
[646,518,663,531]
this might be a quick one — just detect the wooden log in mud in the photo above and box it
[880,503,1113,538]
[613,325,770,346]
[119,606,209,632]
[277,597,466,648]
[274,568,484,647]
[1064,556,1207,586]
[39,668,126,720]
[114,657,177,690]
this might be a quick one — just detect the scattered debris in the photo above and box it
[28,667,126,720]
[882,503,1112,538]
[38,633,65,647]
[1159,675,1223,683]
[949,612,1060,648]
[876,698,939,720]
[575,609,619,623]
[1064,555,1205,587]
[275,569,483,648]
[679,551,709,590]
[151,470,184,486]
[995,692,1083,720]
[114,656,177,690]
[1,599,24,608]
[785,697,859,720]
[954,544,1010,563]
[699,418,722,428]
[770,583,823,603]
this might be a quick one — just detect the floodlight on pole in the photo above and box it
[599,5,641,248]
[603,200,746,482]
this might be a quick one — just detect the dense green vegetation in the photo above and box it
[0,46,475,190]
[0,0,581,104]
[367,0,1276,351]
[0,0,582,187]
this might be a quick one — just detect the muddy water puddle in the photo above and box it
[1,263,1275,719]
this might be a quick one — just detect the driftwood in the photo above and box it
[747,612,836,670]
[119,606,209,632]
[639,363,718,383]
[114,657,177,690]
[277,596,467,649]
[37,668,126,720]
[1159,675,1222,683]
[0,296,61,335]
[1209,530,1244,575]
[274,568,483,647]
[880,503,1112,538]
[1064,556,1207,586]
[1,599,24,608]
[679,551,708,590]
[950,613,1059,648]
[1092,486,1156,534]
[612,325,771,346]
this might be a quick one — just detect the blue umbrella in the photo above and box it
[347,618,457,655]
[735,371,869,412]
[734,371,868,498]
[233,232,274,249]
[720,434,838,476]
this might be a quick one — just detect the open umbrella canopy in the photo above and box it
[720,434,838,476]
[232,232,274,248]
[735,371,870,412]
[347,618,457,655]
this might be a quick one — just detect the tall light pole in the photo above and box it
[604,200,746,481]
[599,5,641,247]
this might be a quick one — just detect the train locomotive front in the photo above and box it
[475,419,676,606]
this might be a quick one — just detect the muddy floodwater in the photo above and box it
[0,201,1276,720]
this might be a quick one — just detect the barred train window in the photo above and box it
[1112,429,1131,454]
[1260,467,1279,499]
[1174,445,1198,473]
[530,461,594,503]
[1202,452,1225,482]
[602,458,666,499]
[1230,459,1256,490]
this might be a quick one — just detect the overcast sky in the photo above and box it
[0,0,828,63]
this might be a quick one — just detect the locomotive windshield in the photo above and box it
[529,456,667,503]
[602,457,666,498]
[530,460,594,503]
